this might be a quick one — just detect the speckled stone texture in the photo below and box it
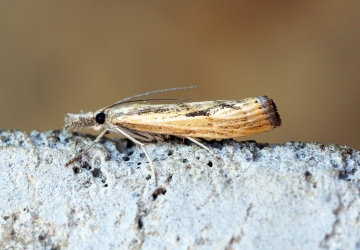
[0,130,359,249]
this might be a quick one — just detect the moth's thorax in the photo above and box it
[64,112,101,131]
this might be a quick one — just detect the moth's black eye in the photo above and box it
[95,112,106,124]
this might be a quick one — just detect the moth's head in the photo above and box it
[64,112,100,131]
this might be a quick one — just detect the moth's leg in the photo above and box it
[151,133,165,142]
[123,129,155,142]
[185,137,221,160]
[112,127,157,186]
[130,131,165,142]
[65,129,110,167]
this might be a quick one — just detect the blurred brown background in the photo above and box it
[1,1,359,150]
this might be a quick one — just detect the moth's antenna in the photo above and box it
[102,98,193,111]
[101,86,197,111]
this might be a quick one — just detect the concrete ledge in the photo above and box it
[0,129,359,249]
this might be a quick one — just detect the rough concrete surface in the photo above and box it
[0,129,359,249]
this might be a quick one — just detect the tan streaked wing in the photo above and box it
[107,96,281,139]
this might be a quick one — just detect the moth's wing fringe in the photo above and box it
[256,96,281,128]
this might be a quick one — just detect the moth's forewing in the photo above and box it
[107,96,281,139]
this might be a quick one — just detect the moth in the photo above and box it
[64,86,281,185]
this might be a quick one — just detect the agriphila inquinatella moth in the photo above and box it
[64,86,281,185]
